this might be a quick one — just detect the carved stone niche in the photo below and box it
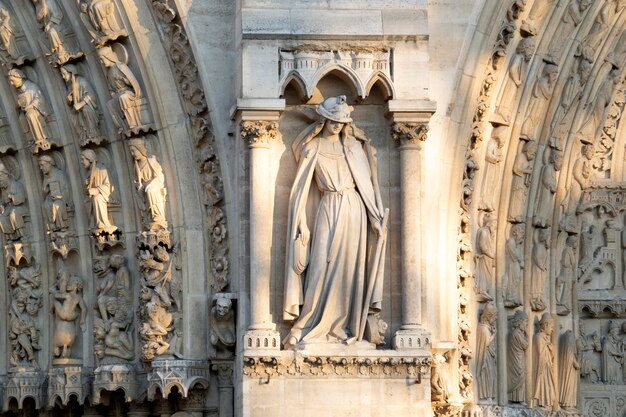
[47,366,91,408]
[92,364,140,405]
[30,0,83,66]
[3,369,44,411]
[78,0,128,47]
[146,359,210,401]
[0,1,33,67]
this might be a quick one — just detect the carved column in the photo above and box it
[213,362,234,417]
[388,100,436,350]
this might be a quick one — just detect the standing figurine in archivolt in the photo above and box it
[81,149,117,235]
[283,95,389,349]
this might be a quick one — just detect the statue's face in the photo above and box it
[216,300,231,317]
[129,146,144,161]
[9,75,22,89]
[323,120,344,136]
[80,154,91,169]
[61,68,70,82]
[38,160,52,175]
[26,298,39,316]
[0,172,9,188]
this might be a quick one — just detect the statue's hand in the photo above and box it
[299,225,310,246]
[372,221,382,236]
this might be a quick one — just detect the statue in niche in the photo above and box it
[508,140,537,223]
[533,149,562,228]
[578,323,601,382]
[479,127,506,212]
[520,0,557,36]
[533,313,556,409]
[80,149,117,234]
[61,65,104,146]
[476,303,497,402]
[531,228,551,311]
[282,95,388,349]
[579,0,626,61]
[98,45,148,135]
[93,304,133,361]
[32,0,80,65]
[508,310,528,404]
[8,69,53,153]
[559,330,580,409]
[492,38,535,126]
[520,64,559,142]
[431,353,450,403]
[51,261,87,360]
[79,0,127,46]
[0,163,27,241]
[503,223,525,308]
[9,289,41,367]
[602,320,622,383]
[128,138,168,230]
[140,301,172,360]
[0,1,29,65]
[210,297,235,358]
[545,0,593,64]
[580,221,600,268]
[561,145,594,230]
[474,212,496,302]
[139,245,174,306]
[577,68,621,145]
[38,155,70,232]
[556,235,578,316]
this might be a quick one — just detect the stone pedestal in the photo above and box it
[93,364,140,404]
[47,366,91,407]
[146,359,210,401]
[4,368,44,411]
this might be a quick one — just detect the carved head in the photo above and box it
[317,95,352,123]
[37,155,55,175]
[98,46,118,67]
[8,68,25,89]
[0,163,10,188]
[550,150,563,171]
[479,303,497,325]
[516,38,535,60]
[26,295,42,316]
[538,228,551,244]
[67,275,83,293]
[609,320,620,337]
[580,0,592,10]
[80,149,97,169]
[510,223,525,242]
[109,254,127,269]
[538,313,554,335]
[566,235,578,249]
[579,59,592,83]
[511,310,528,329]
[128,139,148,160]
[581,144,594,160]
[215,297,232,317]
[523,140,538,160]
[60,65,78,82]
[543,64,559,84]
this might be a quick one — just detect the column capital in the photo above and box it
[392,122,429,145]
[240,120,280,147]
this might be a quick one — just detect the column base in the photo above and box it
[244,329,281,356]
[393,328,432,351]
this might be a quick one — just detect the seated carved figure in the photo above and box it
[32,0,79,65]
[80,0,127,46]
[210,298,235,357]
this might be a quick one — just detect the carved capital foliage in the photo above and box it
[392,122,429,145]
[241,121,279,146]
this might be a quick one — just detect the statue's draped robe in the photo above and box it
[87,162,113,231]
[507,327,528,402]
[476,322,496,400]
[533,331,556,407]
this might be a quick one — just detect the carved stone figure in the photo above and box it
[578,324,601,382]
[476,303,497,401]
[577,69,621,145]
[282,95,388,349]
[79,0,127,46]
[128,138,168,230]
[559,330,579,409]
[531,229,550,311]
[507,310,528,403]
[431,353,450,403]
[81,149,116,234]
[579,0,624,60]
[492,38,535,125]
[9,289,41,367]
[474,212,496,302]
[140,301,172,360]
[546,0,592,63]
[508,140,537,223]
[38,155,70,232]
[533,149,562,228]
[0,163,27,241]
[580,221,599,267]
[533,313,556,409]
[503,224,525,308]
[520,65,558,142]
[98,45,147,135]
[8,69,53,152]
[51,262,87,360]
[602,320,622,383]
[520,0,557,36]
[562,145,594,221]
[0,1,29,65]
[61,65,104,146]
[479,127,505,212]
[32,0,80,65]
[556,235,578,316]
[210,297,235,358]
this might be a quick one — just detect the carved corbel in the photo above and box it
[240,120,279,147]
[392,122,429,147]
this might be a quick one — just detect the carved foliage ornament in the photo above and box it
[241,121,279,146]
[392,122,428,145]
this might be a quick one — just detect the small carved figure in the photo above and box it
[81,149,116,234]
[9,290,41,367]
[579,0,624,60]
[32,0,80,65]
[577,69,621,145]
[556,235,578,316]
[8,69,53,152]
[578,324,601,382]
[533,313,556,409]
[51,263,87,359]
[531,229,550,311]
[520,0,557,36]
[140,301,172,360]
[520,64,558,142]
[79,0,127,46]
[479,127,505,212]
[0,163,27,240]
[580,221,599,267]
[533,149,562,228]
[61,65,104,146]
[38,155,70,232]
[559,330,580,409]
[128,138,168,230]
[503,224,525,308]
[474,212,496,302]
[602,320,623,383]
[210,297,235,357]
[0,1,27,64]
[94,300,133,361]
[476,303,497,401]
[546,0,592,63]
[562,145,594,219]
[431,353,450,403]
[508,141,537,223]
[508,310,528,403]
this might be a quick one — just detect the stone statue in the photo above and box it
[579,0,625,60]
[577,69,621,145]
[533,313,556,409]
[61,65,104,146]
[51,262,87,359]
[98,45,147,135]
[9,289,41,367]
[533,149,562,228]
[579,221,599,267]
[431,353,450,403]
[0,1,27,64]
[140,301,172,360]
[79,0,127,46]
[545,0,592,64]
[128,138,168,230]
[503,223,525,308]
[520,64,558,142]
[578,324,601,382]
[32,0,79,65]
[479,127,505,212]
[531,228,550,311]
[508,140,537,223]
[556,235,578,316]
[492,38,535,125]
[562,145,593,222]
[210,297,236,358]
[38,155,70,232]
[282,95,387,349]
[602,320,622,383]
[520,0,557,36]
[476,303,497,401]
[8,69,53,152]
[474,212,496,302]
[0,163,27,241]
[81,149,117,234]
[559,330,579,409]
[507,310,528,403]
